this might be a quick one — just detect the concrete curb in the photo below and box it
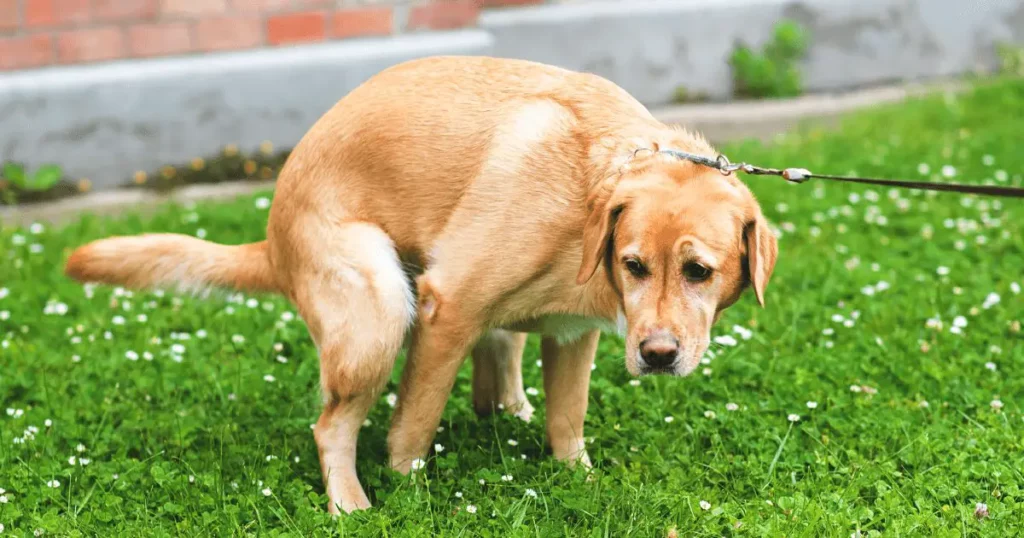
[1,79,964,229]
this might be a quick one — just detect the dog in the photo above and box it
[64,55,777,514]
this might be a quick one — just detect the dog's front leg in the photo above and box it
[472,329,534,422]
[387,302,482,474]
[541,330,600,467]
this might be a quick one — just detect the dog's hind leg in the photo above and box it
[472,329,534,422]
[286,222,415,514]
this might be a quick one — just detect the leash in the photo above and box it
[651,149,1024,198]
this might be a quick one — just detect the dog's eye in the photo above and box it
[623,258,649,278]
[683,262,712,283]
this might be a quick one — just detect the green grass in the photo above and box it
[2,77,1023,537]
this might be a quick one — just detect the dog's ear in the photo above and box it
[743,212,778,307]
[577,181,626,285]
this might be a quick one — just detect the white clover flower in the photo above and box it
[941,165,956,178]
[787,414,800,423]
[664,416,674,423]
[466,504,477,514]
[261,487,272,496]
[704,410,716,419]
[434,443,444,453]
[125,350,139,361]
[501,474,513,482]
[991,399,1004,410]
[255,197,271,209]
[525,387,539,396]
[47,479,60,488]
[385,393,398,408]
[917,163,930,175]
[936,266,950,276]
[525,488,538,498]
[699,500,711,510]
[231,334,245,344]
[410,458,426,471]
[629,379,641,387]
[507,439,518,446]
[806,401,818,409]
[985,362,997,372]
[713,335,737,347]
[263,375,276,383]
[726,403,739,411]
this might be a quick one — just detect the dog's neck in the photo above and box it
[583,126,718,191]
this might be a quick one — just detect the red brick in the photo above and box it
[228,0,289,12]
[25,0,91,28]
[408,0,479,31]
[0,0,18,32]
[160,0,226,17]
[195,15,261,51]
[128,22,191,58]
[94,0,159,21]
[266,11,325,46]
[57,26,125,64]
[331,7,391,39]
[0,34,53,70]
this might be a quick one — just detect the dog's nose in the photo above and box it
[639,336,679,369]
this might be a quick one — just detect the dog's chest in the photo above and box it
[501,312,625,345]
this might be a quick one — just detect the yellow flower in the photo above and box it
[243,160,258,175]
[224,144,239,157]
[191,158,205,171]
[78,178,92,192]
[161,166,176,179]
[133,171,147,184]
[259,141,274,155]
[259,166,273,179]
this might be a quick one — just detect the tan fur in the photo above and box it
[62,56,777,514]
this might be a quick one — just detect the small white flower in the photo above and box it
[276,355,288,363]
[111,315,125,325]
[385,393,398,408]
[47,479,60,488]
[501,474,513,482]
[507,439,518,446]
[79,458,90,466]
[664,416,674,423]
[806,401,818,409]
[699,500,711,510]
[171,343,186,354]
[953,316,968,329]
[787,414,800,423]
[726,402,739,411]
[991,399,1004,410]
[263,375,276,383]
[629,379,641,387]
[231,334,245,344]
[525,387,539,396]
[703,410,716,419]
[917,163,930,175]
[68,456,76,465]
[525,488,538,498]
[44,419,53,427]
[982,293,1000,309]
[434,443,444,453]
[0,287,7,299]
[125,350,139,361]
[255,197,271,209]
[1010,282,1021,295]
[713,335,738,347]
[196,329,208,338]
[0,494,7,503]
[466,504,477,514]
[936,266,950,276]
[410,458,426,471]
[985,362,997,372]
[918,400,929,408]
[76,443,86,453]
[262,487,272,496]
[941,165,956,178]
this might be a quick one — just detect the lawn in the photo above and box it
[1,77,1022,537]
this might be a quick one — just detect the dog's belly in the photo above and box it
[500,312,625,344]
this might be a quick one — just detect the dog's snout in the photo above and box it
[639,335,679,369]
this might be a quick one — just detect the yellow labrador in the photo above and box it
[64,56,777,514]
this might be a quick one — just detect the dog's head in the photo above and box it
[577,152,777,376]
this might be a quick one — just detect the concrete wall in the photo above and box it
[1,0,1022,192]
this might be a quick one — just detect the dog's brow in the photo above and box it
[676,237,720,267]
[620,244,642,258]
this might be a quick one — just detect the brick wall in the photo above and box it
[0,0,546,71]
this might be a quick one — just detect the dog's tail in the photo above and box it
[64,234,279,295]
